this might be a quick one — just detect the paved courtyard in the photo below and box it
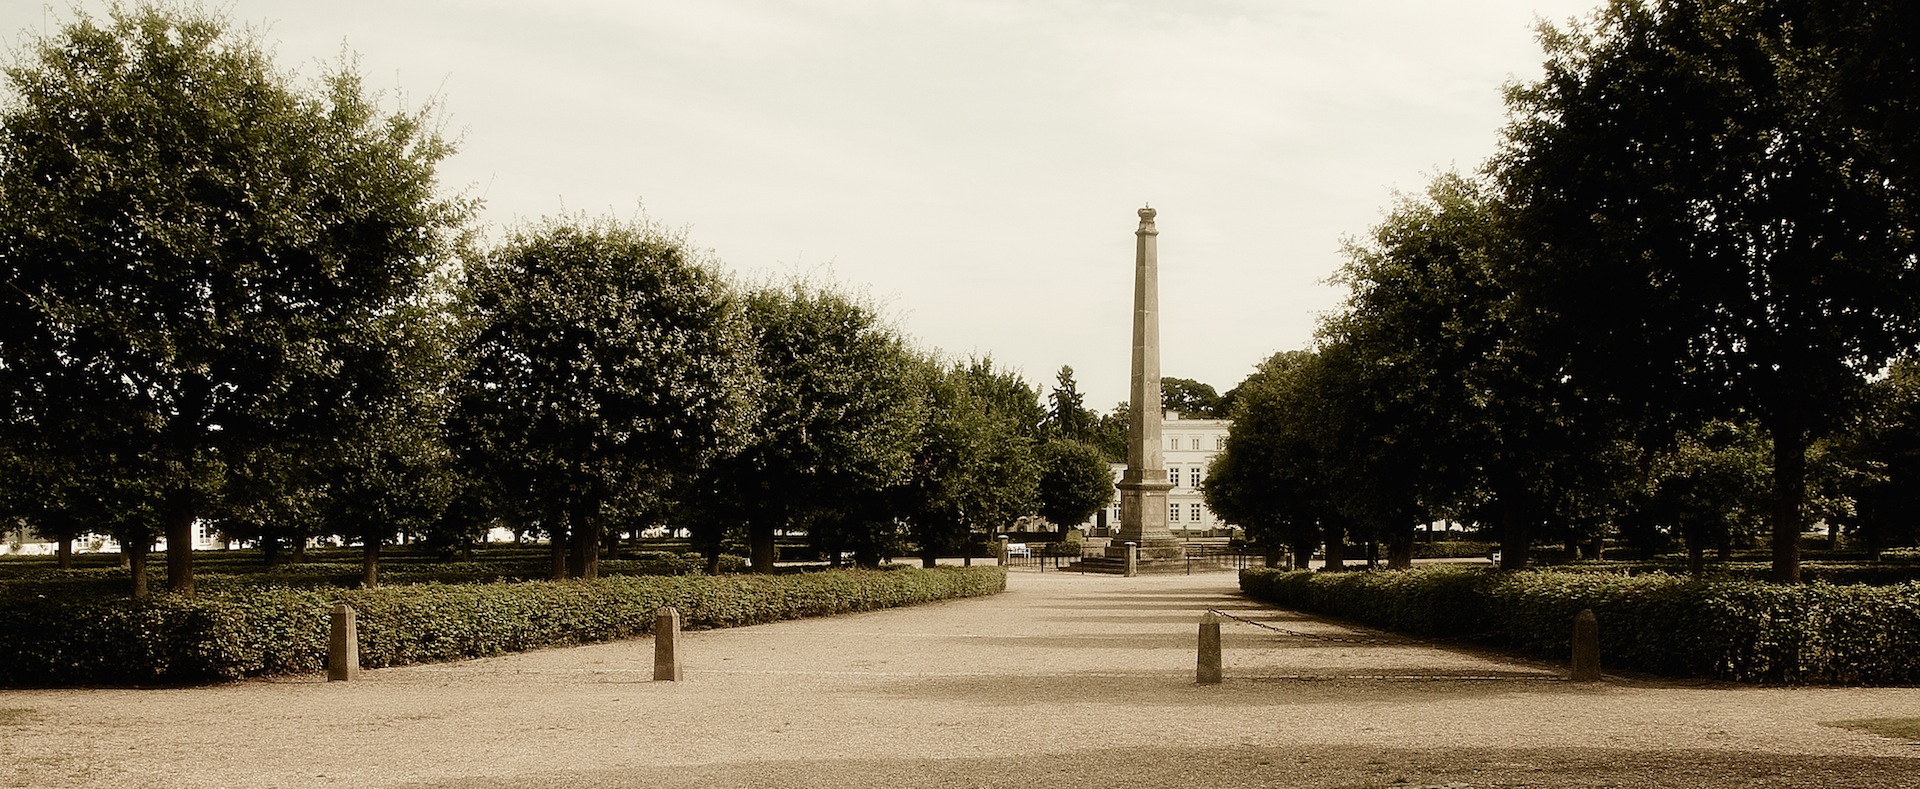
[3,569,1917,788]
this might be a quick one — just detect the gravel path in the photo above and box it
[3,569,1916,788]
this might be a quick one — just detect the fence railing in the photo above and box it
[1001,543,1264,574]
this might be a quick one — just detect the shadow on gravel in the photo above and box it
[396,744,1920,789]
[858,672,1561,706]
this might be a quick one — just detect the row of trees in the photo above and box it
[1205,0,1920,581]
[0,5,1118,597]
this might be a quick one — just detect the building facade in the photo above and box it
[1086,411,1234,537]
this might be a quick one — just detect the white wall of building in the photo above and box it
[1083,412,1235,537]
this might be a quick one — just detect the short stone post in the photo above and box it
[1570,608,1601,682]
[1196,611,1222,684]
[654,606,683,681]
[1124,542,1139,577]
[327,603,359,682]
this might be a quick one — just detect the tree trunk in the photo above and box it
[921,550,938,569]
[57,536,73,571]
[1321,520,1345,572]
[1386,525,1414,570]
[361,539,380,588]
[1686,536,1706,577]
[262,534,281,566]
[292,538,307,564]
[548,528,569,581]
[566,508,600,580]
[1769,427,1808,584]
[1289,538,1316,571]
[704,547,722,576]
[749,523,776,574]
[1497,488,1529,571]
[127,540,150,600]
[1263,545,1282,569]
[166,505,196,595]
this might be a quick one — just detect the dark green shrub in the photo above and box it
[1240,566,1920,685]
[1411,541,1497,560]
[0,566,1005,686]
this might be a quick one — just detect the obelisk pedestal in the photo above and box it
[1103,206,1186,567]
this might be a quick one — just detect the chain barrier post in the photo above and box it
[1197,611,1223,684]
[655,606,684,681]
[1571,608,1601,681]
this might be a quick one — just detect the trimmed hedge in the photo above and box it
[0,566,1005,686]
[1241,565,1920,685]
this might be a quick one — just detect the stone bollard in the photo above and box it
[1124,542,1138,577]
[654,606,683,681]
[1570,608,1601,682]
[327,603,360,682]
[1196,611,1222,684]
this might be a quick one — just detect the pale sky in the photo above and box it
[3,0,1601,410]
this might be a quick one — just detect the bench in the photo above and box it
[1005,542,1032,558]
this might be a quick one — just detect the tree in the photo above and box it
[1034,438,1112,532]
[314,306,458,587]
[1045,365,1098,443]
[450,218,757,580]
[896,357,1040,566]
[1645,420,1772,575]
[1203,352,1332,569]
[1329,172,1598,570]
[1832,358,1920,557]
[1499,0,1920,581]
[1160,377,1223,418]
[689,281,922,573]
[1088,401,1130,461]
[0,4,467,596]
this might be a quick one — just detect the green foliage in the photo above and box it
[1034,438,1113,530]
[896,357,1040,563]
[1499,0,1920,582]
[1044,366,1098,443]
[0,3,467,595]
[1160,377,1223,418]
[0,566,1004,686]
[1087,401,1129,462]
[1203,352,1329,564]
[1242,565,1920,684]
[1411,541,1498,560]
[450,217,758,578]
[690,280,924,570]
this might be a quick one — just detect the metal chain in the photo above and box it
[1207,608,1428,646]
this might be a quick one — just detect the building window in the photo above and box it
[1169,503,1180,522]
[1216,435,1226,449]
[1169,437,1179,450]
[1191,437,1201,450]
[1190,505,1202,522]
[1189,467,1201,487]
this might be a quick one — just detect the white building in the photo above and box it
[1085,411,1234,538]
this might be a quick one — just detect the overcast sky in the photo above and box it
[3,0,1601,410]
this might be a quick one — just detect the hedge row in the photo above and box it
[0,566,1005,686]
[1550,560,1920,587]
[1240,566,1920,685]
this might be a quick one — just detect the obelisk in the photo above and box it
[1109,206,1182,563]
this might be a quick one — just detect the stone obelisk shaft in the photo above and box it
[1113,207,1176,552]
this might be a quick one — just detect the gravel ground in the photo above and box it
[2,569,1917,788]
